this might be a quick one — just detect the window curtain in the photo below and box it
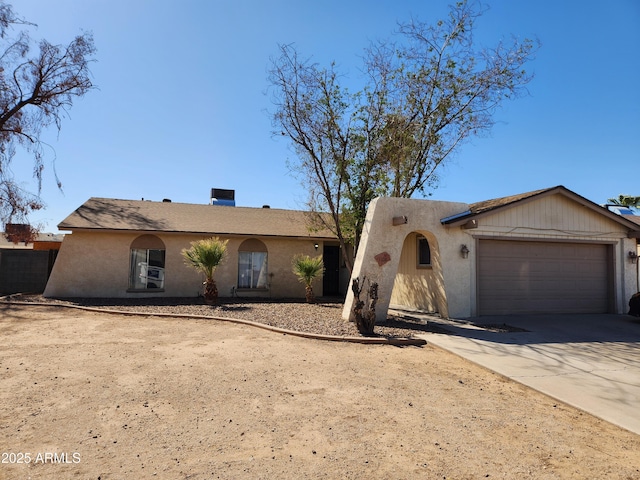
[129,249,165,289]
[255,252,268,288]
[238,252,268,288]
[130,249,148,289]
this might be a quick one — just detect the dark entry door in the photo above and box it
[322,245,340,296]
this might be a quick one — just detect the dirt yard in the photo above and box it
[1,303,639,479]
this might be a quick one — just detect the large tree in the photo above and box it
[269,0,538,272]
[0,2,95,229]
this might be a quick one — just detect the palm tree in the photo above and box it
[607,194,640,209]
[292,254,324,303]
[182,237,228,304]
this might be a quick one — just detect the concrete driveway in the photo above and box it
[408,312,640,436]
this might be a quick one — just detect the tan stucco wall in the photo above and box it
[44,231,328,299]
[213,236,324,298]
[390,233,441,314]
[45,231,133,297]
[343,195,637,321]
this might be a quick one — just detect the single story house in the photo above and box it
[46,186,640,320]
[44,197,350,299]
[342,186,640,321]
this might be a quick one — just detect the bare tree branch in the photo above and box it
[0,1,96,228]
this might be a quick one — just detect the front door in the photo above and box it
[322,245,340,296]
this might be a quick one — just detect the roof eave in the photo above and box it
[442,186,640,234]
[57,225,337,240]
[441,187,560,227]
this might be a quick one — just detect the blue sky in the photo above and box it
[10,0,640,232]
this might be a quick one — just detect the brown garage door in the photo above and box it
[478,240,611,315]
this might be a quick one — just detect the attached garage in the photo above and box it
[344,186,640,322]
[478,239,612,315]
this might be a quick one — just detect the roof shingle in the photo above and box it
[467,187,553,215]
[59,198,336,239]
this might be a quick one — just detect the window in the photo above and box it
[417,234,431,268]
[238,238,268,289]
[129,235,166,290]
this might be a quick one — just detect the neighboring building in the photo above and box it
[0,231,63,295]
[0,232,63,250]
[44,197,350,299]
[342,186,640,321]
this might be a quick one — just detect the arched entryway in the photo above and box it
[389,230,449,318]
[342,197,471,322]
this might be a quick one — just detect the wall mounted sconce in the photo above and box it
[460,244,470,259]
[629,251,638,264]
[392,215,408,226]
[314,243,319,251]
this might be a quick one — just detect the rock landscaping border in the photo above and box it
[1,295,428,346]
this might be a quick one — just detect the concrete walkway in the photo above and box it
[403,312,640,436]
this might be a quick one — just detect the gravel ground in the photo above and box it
[9,295,447,339]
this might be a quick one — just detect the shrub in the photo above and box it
[292,254,324,303]
[182,237,228,304]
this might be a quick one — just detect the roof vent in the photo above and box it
[210,188,235,207]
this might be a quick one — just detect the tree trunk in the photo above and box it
[204,279,218,305]
[351,277,378,336]
[305,284,315,304]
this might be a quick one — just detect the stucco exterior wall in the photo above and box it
[342,197,471,321]
[390,233,440,313]
[44,231,327,299]
[620,237,639,308]
[45,231,133,297]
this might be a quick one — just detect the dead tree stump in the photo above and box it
[352,277,378,336]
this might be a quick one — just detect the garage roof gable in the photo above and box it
[441,185,640,237]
